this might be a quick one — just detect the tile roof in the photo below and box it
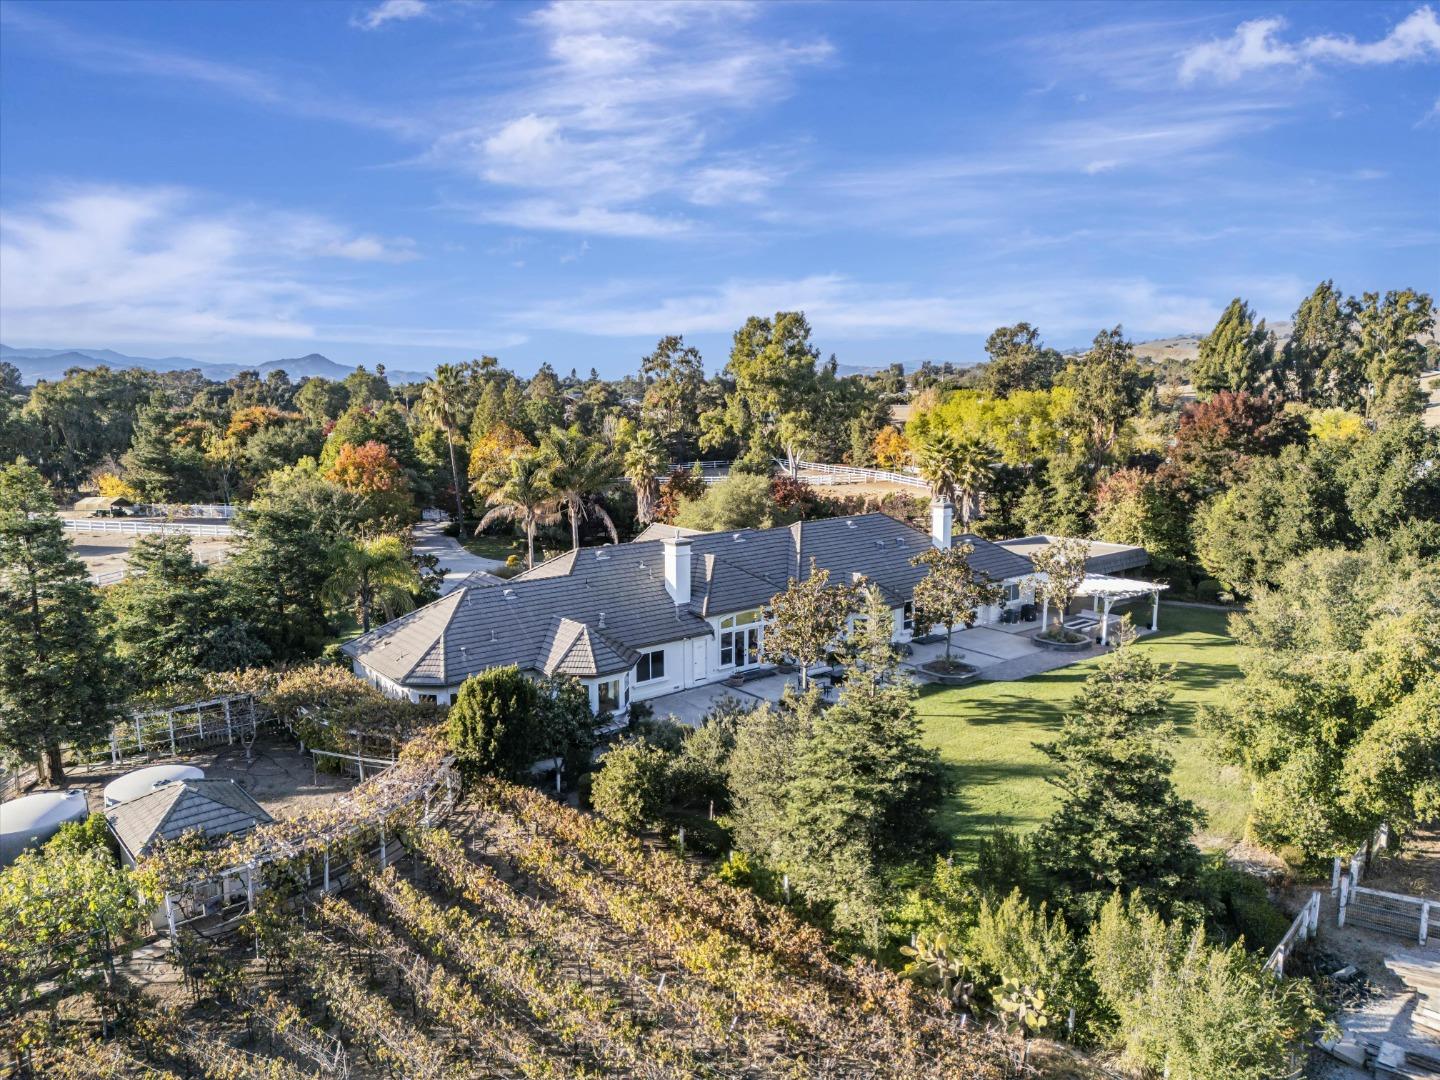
[344,513,1034,688]
[105,779,272,862]
[994,535,1149,575]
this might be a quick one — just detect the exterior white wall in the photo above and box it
[630,640,689,702]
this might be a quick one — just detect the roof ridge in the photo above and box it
[402,587,468,683]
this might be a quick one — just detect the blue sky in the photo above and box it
[1,0,1437,377]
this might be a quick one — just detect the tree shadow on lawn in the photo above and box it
[935,758,1055,855]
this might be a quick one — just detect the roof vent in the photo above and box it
[598,611,607,628]
[893,537,903,547]
[874,539,885,548]
[732,533,744,542]
[847,520,858,529]
[502,588,517,600]
[489,630,497,642]
[595,550,610,560]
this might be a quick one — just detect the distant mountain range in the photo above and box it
[0,344,432,385]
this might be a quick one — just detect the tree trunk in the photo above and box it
[43,742,66,786]
[943,623,954,663]
[525,518,536,570]
[569,497,581,551]
[447,435,465,527]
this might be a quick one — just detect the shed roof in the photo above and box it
[74,496,133,510]
[994,535,1149,575]
[105,779,272,862]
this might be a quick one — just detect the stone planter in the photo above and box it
[1033,633,1092,652]
[919,661,980,686]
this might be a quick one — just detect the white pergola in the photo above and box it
[1025,573,1169,645]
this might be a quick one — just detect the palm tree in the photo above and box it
[419,363,470,527]
[622,428,666,525]
[952,438,995,528]
[541,427,619,550]
[322,535,420,634]
[476,451,559,570]
[915,431,961,505]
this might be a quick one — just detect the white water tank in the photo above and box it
[103,764,205,809]
[0,789,90,866]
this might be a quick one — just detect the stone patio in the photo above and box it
[645,611,1161,726]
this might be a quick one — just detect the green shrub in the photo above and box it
[446,665,540,781]
[1195,578,1223,604]
[968,889,1094,1038]
[1197,858,1290,951]
[591,741,672,831]
[1088,893,1323,1079]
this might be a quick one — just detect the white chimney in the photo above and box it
[662,536,692,606]
[930,499,953,549]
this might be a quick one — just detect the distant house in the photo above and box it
[343,502,1038,714]
[105,778,273,868]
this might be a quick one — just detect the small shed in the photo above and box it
[1,789,90,866]
[104,764,205,809]
[105,779,272,867]
[74,496,134,513]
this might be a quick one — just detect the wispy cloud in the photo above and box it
[422,0,832,236]
[0,186,415,345]
[353,0,430,31]
[508,273,1235,341]
[0,3,422,137]
[1180,6,1440,84]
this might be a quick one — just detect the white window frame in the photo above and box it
[635,649,666,683]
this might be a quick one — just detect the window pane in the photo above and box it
[651,651,665,679]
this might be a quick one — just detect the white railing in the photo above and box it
[148,503,238,519]
[793,459,930,489]
[63,518,234,538]
[1264,891,1321,977]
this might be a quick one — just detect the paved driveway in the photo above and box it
[411,521,506,593]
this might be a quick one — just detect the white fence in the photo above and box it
[1264,891,1321,977]
[145,503,238,519]
[63,518,234,538]
[793,459,930,489]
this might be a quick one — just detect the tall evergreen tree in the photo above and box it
[1058,327,1149,466]
[1193,298,1277,396]
[0,464,120,784]
[1032,630,1203,917]
[981,323,1064,395]
[1349,288,1435,418]
[778,646,945,946]
[104,534,268,689]
[1284,280,1354,405]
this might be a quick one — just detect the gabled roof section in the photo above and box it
[538,617,640,678]
[106,779,272,862]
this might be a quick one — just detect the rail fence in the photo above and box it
[1264,891,1321,977]
[63,518,234,538]
[105,694,265,765]
[793,459,930,489]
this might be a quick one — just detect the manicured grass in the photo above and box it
[463,531,527,563]
[917,603,1252,858]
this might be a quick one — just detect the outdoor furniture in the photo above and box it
[722,665,777,687]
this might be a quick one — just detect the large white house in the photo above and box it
[342,502,1066,714]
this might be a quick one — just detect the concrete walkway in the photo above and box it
[411,521,505,594]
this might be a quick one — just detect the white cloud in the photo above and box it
[0,186,416,345]
[508,273,1229,341]
[353,0,430,31]
[1179,17,1300,84]
[423,0,832,235]
[1180,7,1440,84]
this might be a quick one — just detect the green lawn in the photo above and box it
[918,603,1252,858]
[463,531,527,563]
